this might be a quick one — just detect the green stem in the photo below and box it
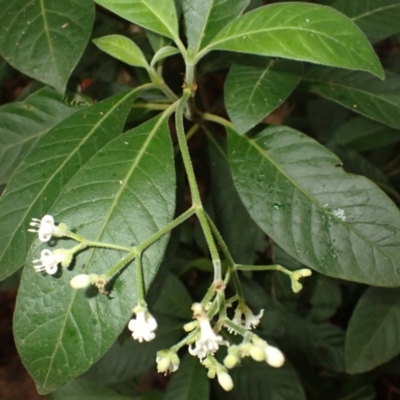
[236,264,292,275]
[104,207,196,280]
[85,240,132,252]
[132,103,171,111]
[223,318,249,336]
[175,92,202,206]
[202,112,234,129]
[196,209,221,281]
[148,68,179,102]
[135,254,146,304]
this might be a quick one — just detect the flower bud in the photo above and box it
[265,345,285,368]
[249,344,265,362]
[224,353,239,369]
[217,371,233,391]
[70,274,91,289]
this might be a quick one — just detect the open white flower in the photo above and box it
[28,215,67,242]
[33,249,68,275]
[228,305,264,333]
[189,317,224,359]
[128,309,157,342]
[156,350,180,375]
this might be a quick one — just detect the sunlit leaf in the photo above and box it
[203,3,383,78]
[95,0,179,40]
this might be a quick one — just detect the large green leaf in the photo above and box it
[222,358,305,400]
[0,87,83,184]
[0,90,137,281]
[95,0,179,40]
[180,0,249,52]
[227,125,400,287]
[333,116,400,152]
[346,287,400,373]
[0,0,94,93]
[202,3,383,78]
[224,56,302,134]
[332,0,400,43]
[14,114,176,393]
[164,354,209,400]
[303,66,400,129]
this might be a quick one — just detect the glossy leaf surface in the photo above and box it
[0,87,82,184]
[0,90,137,281]
[14,114,176,393]
[204,3,383,78]
[333,116,400,152]
[303,66,400,129]
[228,125,400,286]
[225,56,302,134]
[332,0,400,43]
[346,287,400,373]
[164,354,209,400]
[93,35,149,68]
[180,0,249,52]
[95,0,179,40]
[0,0,94,92]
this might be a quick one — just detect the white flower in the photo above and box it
[189,317,224,359]
[28,215,67,242]
[33,249,68,275]
[228,306,264,333]
[128,310,157,342]
[156,350,180,375]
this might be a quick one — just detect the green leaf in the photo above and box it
[83,316,182,384]
[0,87,83,184]
[202,3,383,78]
[0,90,136,280]
[164,353,209,400]
[93,35,149,68]
[333,116,400,152]
[48,379,132,400]
[332,0,400,43]
[222,358,305,400]
[0,0,94,93]
[14,114,176,393]
[224,56,302,134]
[151,46,180,67]
[303,66,400,129]
[180,0,249,52]
[208,135,265,264]
[95,0,179,40]
[227,125,400,287]
[153,273,193,319]
[346,287,400,373]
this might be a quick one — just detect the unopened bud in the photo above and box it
[70,274,91,289]
[217,371,233,391]
[224,353,239,369]
[249,344,265,362]
[265,345,285,368]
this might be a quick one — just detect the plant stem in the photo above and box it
[132,103,171,111]
[202,112,234,129]
[135,254,145,304]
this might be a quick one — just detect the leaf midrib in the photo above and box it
[352,4,400,22]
